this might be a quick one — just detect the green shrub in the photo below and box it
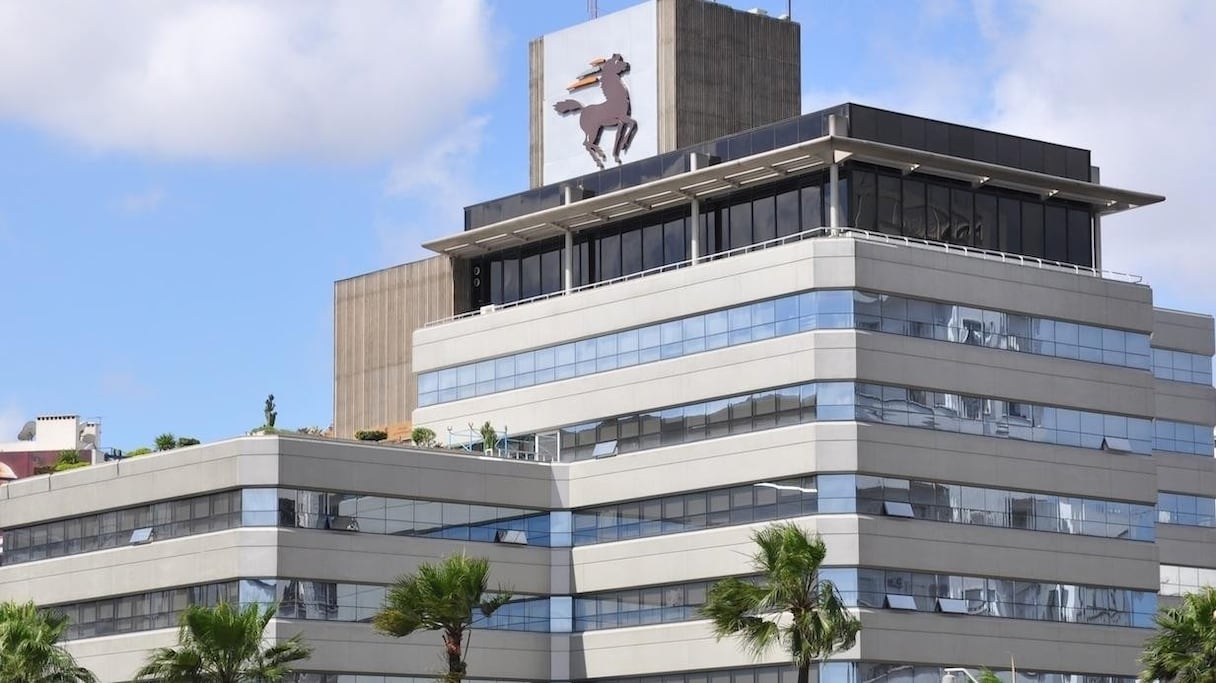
[176,437,201,447]
[478,421,497,452]
[355,430,388,442]
[126,447,153,457]
[57,449,82,465]
[154,433,177,451]
[411,427,436,447]
[53,461,90,472]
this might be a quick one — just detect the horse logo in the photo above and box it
[553,53,638,169]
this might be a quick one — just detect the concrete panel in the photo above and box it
[0,529,278,605]
[856,331,1156,419]
[1156,524,1216,569]
[276,528,552,596]
[570,515,859,593]
[1154,379,1216,426]
[65,629,178,683]
[854,423,1158,504]
[855,516,1159,591]
[63,618,552,682]
[1154,451,1216,498]
[413,330,858,437]
[856,610,1145,678]
[269,620,552,681]
[277,437,555,510]
[852,240,1154,332]
[561,422,855,509]
[0,436,557,526]
[572,620,797,680]
[0,437,278,526]
[1153,308,1215,355]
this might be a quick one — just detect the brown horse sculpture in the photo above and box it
[553,54,638,169]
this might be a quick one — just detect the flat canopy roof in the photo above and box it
[424,135,1164,258]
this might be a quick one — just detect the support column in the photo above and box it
[1090,166,1102,272]
[561,185,576,292]
[828,114,841,232]
[563,230,574,292]
[689,152,701,263]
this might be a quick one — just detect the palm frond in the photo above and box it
[0,601,98,683]
[134,601,310,682]
[372,553,514,682]
[702,524,859,671]
[1139,586,1216,682]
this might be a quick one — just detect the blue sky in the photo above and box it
[0,0,1212,450]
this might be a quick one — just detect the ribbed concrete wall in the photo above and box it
[333,256,464,439]
[529,37,545,189]
[666,0,800,150]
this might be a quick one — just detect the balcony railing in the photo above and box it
[426,227,1144,328]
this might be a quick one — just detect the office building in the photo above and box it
[335,0,799,439]
[4,101,1214,682]
[4,2,1216,683]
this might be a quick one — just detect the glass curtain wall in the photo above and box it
[470,173,835,308]
[849,163,1093,266]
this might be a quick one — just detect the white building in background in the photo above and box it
[0,415,103,479]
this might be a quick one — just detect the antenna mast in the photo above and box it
[588,0,599,20]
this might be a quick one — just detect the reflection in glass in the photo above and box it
[420,289,1154,407]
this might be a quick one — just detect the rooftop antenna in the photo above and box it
[588,0,599,20]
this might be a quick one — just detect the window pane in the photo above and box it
[752,195,776,243]
[664,219,686,265]
[729,202,752,249]
[999,196,1021,254]
[802,183,824,230]
[902,179,926,238]
[776,190,800,236]
[1021,201,1044,258]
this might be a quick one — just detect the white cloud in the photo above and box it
[385,116,488,205]
[979,0,1216,309]
[116,188,165,215]
[0,1,499,163]
[807,1,1216,312]
[378,115,490,258]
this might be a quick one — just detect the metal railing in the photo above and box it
[426,226,1144,327]
[442,427,559,463]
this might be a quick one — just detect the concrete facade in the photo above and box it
[4,235,1214,682]
[333,255,468,439]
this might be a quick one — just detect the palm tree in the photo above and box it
[134,602,311,683]
[0,600,97,683]
[372,553,513,683]
[1139,586,1216,682]
[700,523,860,683]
